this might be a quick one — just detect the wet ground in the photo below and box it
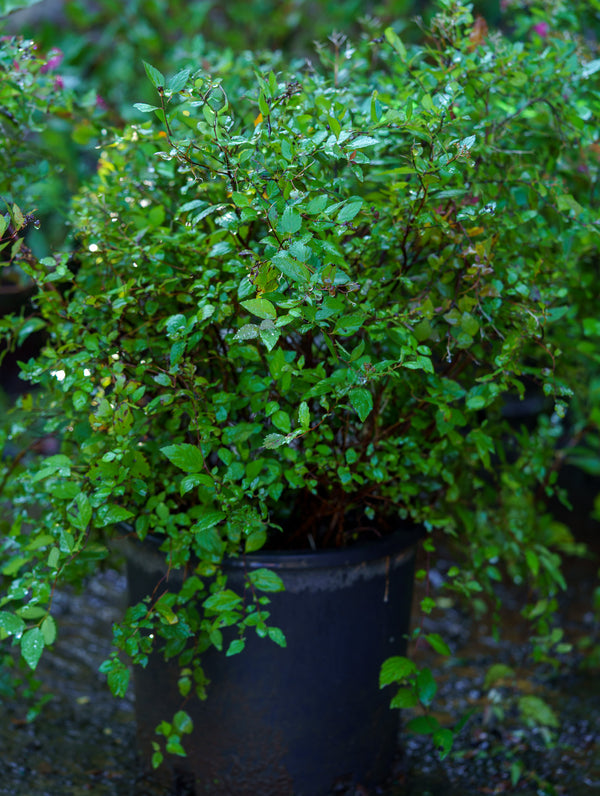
[1,534,599,796]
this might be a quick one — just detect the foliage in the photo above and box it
[0,34,103,263]
[2,0,523,123]
[1,0,599,765]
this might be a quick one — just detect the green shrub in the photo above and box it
[1,0,599,761]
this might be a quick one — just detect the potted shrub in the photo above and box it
[1,2,598,793]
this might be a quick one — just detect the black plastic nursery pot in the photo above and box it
[125,528,420,796]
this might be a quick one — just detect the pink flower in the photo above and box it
[53,76,64,90]
[40,50,63,73]
[96,93,108,110]
[532,21,549,38]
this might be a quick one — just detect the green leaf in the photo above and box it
[134,103,160,113]
[168,69,191,93]
[484,663,515,689]
[192,511,226,534]
[271,252,311,284]
[106,660,130,697]
[245,529,266,553]
[165,313,187,339]
[337,199,363,224]
[433,727,454,759]
[97,505,135,527]
[51,481,80,500]
[143,61,165,89]
[278,206,302,235]
[298,401,310,430]
[204,589,243,612]
[349,135,379,149]
[518,695,559,728]
[406,715,439,735]
[379,656,417,687]
[263,433,287,449]
[267,627,287,647]
[425,633,451,656]
[173,710,194,735]
[416,667,437,706]
[162,443,205,473]
[249,568,285,592]
[166,738,187,757]
[241,298,277,320]
[259,320,280,351]
[72,493,92,531]
[0,611,25,638]
[384,27,407,61]
[41,615,57,645]
[525,549,540,577]
[557,193,585,215]
[390,687,419,709]
[21,627,44,670]
[349,387,373,421]
[234,323,260,341]
[47,547,60,569]
[226,639,246,656]
[0,0,42,16]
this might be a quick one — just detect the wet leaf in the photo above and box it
[173,710,193,735]
[161,443,204,473]
[249,568,285,592]
[380,656,417,687]
[0,611,25,638]
[21,627,44,670]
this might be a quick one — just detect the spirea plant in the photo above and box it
[1,0,599,761]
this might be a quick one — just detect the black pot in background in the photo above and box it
[125,528,420,796]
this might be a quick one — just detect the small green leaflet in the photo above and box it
[298,401,310,430]
[21,627,44,670]
[226,638,246,656]
[278,206,302,235]
[97,505,135,527]
[384,27,407,61]
[0,610,25,638]
[271,251,310,284]
[133,103,160,113]
[349,387,373,421]
[143,61,165,89]
[390,687,418,709]
[234,324,259,341]
[416,666,437,706]
[259,320,280,351]
[0,0,39,16]
[173,710,194,735]
[249,568,285,592]
[241,298,277,320]
[267,627,287,647]
[263,433,287,449]
[192,511,226,533]
[204,589,243,612]
[379,656,417,687]
[107,660,130,698]
[161,443,205,473]
[349,135,378,149]
[518,695,560,728]
[167,68,191,93]
[41,615,57,645]
[337,198,363,224]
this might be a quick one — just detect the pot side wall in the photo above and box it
[126,533,418,796]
